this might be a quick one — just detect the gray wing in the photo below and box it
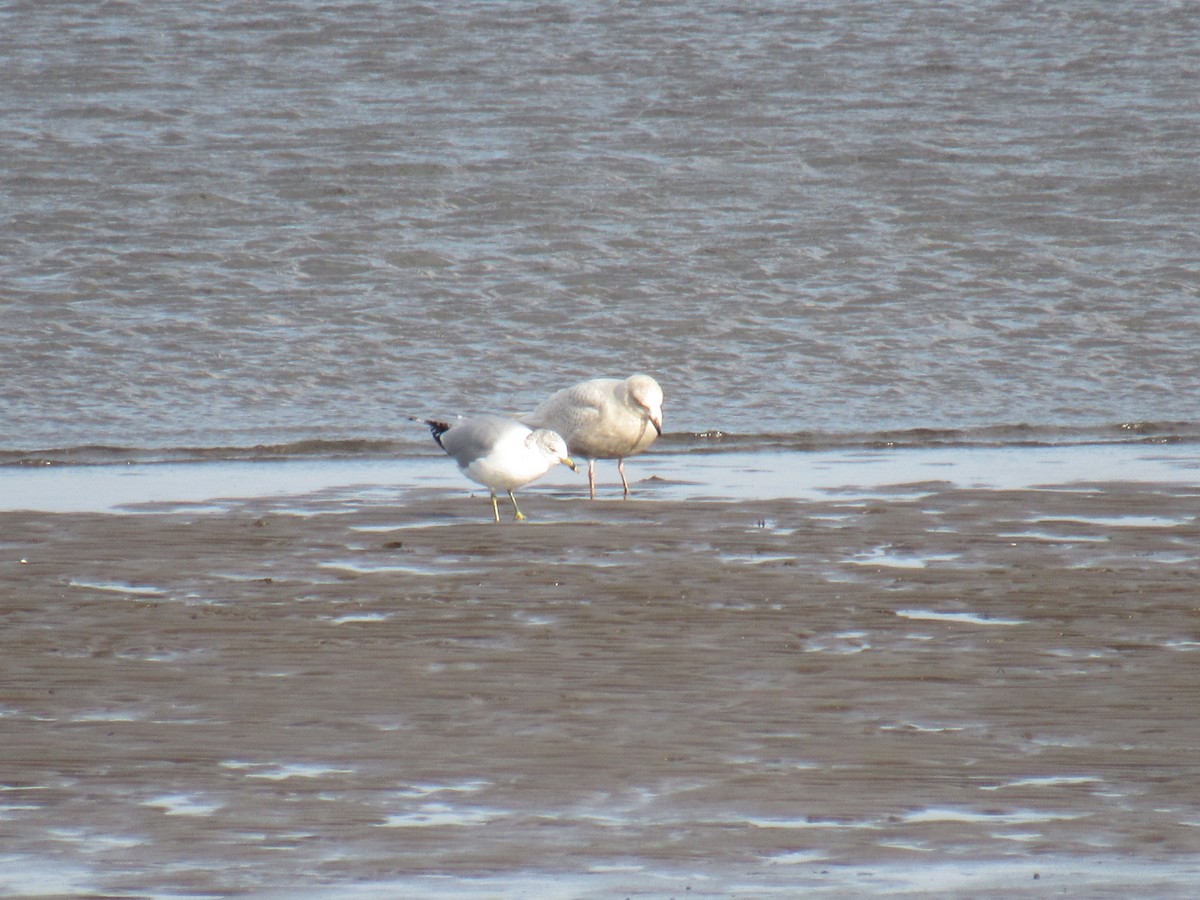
[439,415,525,467]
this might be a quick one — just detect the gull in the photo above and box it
[413,415,577,522]
[524,374,664,499]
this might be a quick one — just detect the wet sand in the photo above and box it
[3,474,1200,897]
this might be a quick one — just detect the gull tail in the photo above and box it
[408,416,452,451]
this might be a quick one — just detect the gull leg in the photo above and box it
[618,458,631,498]
[587,459,597,499]
[508,490,526,521]
[489,491,501,523]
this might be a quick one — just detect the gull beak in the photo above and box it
[650,413,663,437]
[563,456,578,472]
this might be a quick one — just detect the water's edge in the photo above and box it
[3,420,1197,469]
[4,442,1198,514]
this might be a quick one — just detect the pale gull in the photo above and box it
[524,374,664,499]
[413,415,577,522]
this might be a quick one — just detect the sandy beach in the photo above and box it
[2,453,1199,897]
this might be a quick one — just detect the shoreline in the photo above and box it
[2,441,1199,513]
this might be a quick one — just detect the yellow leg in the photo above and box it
[489,491,501,522]
[508,490,526,520]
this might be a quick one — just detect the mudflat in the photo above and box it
[2,480,1199,897]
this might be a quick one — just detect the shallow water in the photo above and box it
[3,440,1200,512]
[3,0,1200,456]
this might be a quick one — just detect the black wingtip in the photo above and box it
[413,417,451,451]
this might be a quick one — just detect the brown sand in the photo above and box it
[2,482,1199,897]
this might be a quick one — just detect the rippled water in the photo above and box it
[3,0,1199,460]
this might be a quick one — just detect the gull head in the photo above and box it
[627,374,664,436]
[531,428,578,471]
